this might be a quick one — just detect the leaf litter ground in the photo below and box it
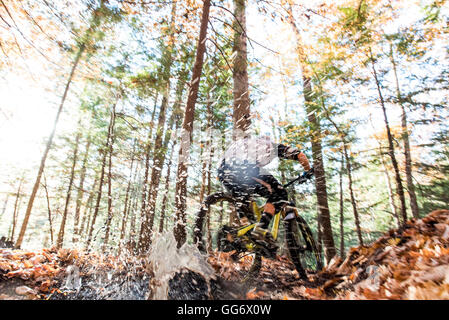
[1,209,449,300]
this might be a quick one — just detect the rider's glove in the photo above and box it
[304,167,314,179]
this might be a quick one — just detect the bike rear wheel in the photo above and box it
[194,192,261,281]
[285,215,323,279]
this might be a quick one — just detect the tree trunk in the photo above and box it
[73,135,91,243]
[157,158,173,234]
[138,2,180,251]
[370,49,408,225]
[79,176,98,243]
[174,0,211,248]
[139,93,159,242]
[118,142,137,253]
[128,180,140,250]
[103,100,117,251]
[368,115,401,227]
[377,143,401,228]
[85,101,117,250]
[312,131,336,262]
[232,0,250,137]
[342,143,363,246]
[339,154,345,258]
[159,123,180,234]
[42,174,54,245]
[320,91,363,246]
[57,129,81,248]
[10,177,24,242]
[286,6,336,262]
[206,140,214,253]
[14,44,85,249]
[200,101,214,252]
[389,44,419,219]
[199,129,208,207]
[139,91,171,251]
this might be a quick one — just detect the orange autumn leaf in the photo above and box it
[23,260,33,269]
[246,288,266,299]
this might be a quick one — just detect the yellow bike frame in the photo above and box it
[236,201,298,242]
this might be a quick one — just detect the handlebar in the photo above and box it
[283,167,314,188]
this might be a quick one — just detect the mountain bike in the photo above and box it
[193,171,323,281]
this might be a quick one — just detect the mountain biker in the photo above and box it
[217,135,313,243]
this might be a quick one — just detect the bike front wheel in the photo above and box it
[285,215,323,279]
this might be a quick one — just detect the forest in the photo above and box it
[0,0,448,301]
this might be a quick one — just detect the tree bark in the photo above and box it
[232,0,251,137]
[174,0,211,248]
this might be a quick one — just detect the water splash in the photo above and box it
[148,231,215,299]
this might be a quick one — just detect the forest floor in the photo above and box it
[1,209,449,300]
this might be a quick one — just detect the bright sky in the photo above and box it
[0,72,81,189]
